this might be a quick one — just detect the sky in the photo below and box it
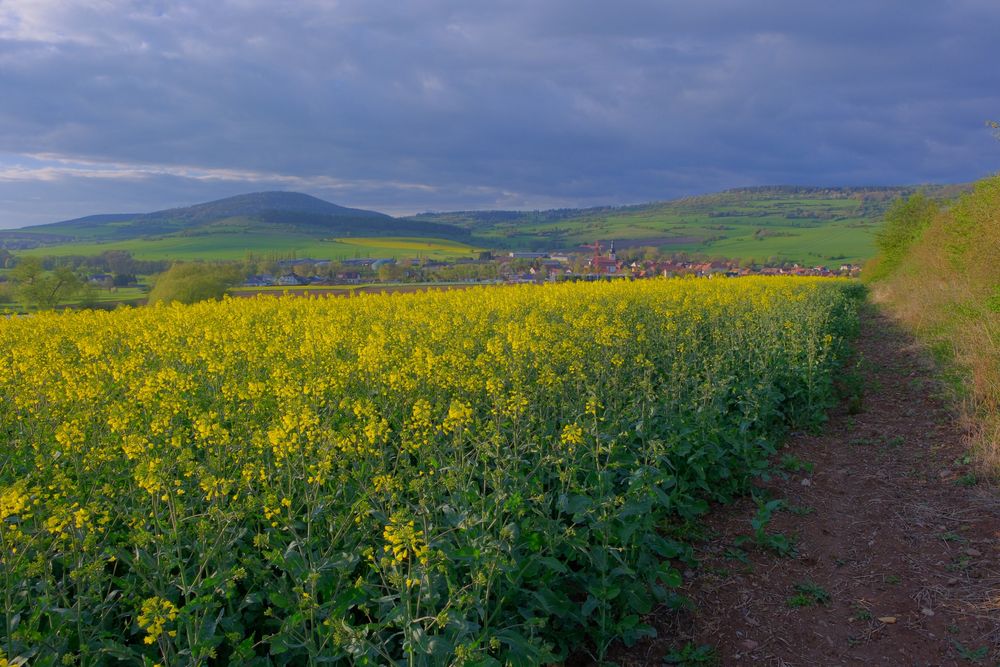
[0,0,998,228]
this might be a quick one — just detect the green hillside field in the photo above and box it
[16,233,482,262]
[414,185,967,264]
[4,185,969,265]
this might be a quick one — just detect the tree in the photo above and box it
[866,192,938,282]
[147,263,243,305]
[0,279,14,305]
[377,262,402,282]
[10,257,83,310]
[99,250,137,275]
[112,273,137,287]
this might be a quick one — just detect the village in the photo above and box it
[240,241,864,288]
[0,240,863,310]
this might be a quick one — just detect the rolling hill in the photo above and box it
[0,184,970,264]
[0,192,483,261]
[1,192,467,244]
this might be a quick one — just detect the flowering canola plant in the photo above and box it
[0,277,859,664]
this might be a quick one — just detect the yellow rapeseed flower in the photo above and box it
[137,596,179,645]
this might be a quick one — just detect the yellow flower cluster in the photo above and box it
[137,596,179,644]
[441,399,473,434]
[560,423,584,449]
[0,485,28,522]
[383,514,430,565]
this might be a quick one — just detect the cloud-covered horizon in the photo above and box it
[1,0,998,227]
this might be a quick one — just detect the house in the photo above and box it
[243,273,275,287]
[336,271,362,284]
[586,240,620,275]
[87,273,114,286]
[590,257,619,274]
[275,272,309,286]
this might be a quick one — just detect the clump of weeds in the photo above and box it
[663,642,719,666]
[787,581,831,607]
[735,498,797,557]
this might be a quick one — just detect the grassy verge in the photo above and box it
[866,175,1000,474]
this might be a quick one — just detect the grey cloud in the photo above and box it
[0,0,998,227]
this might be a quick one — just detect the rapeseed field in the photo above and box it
[0,277,859,665]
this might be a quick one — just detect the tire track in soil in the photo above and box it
[615,306,1000,666]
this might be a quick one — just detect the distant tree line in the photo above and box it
[21,250,170,276]
[0,250,172,310]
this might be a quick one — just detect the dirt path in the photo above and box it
[620,306,1000,665]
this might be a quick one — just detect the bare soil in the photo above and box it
[617,306,1000,666]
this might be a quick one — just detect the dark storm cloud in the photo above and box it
[0,0,997,226]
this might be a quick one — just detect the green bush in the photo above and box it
[865,192,939,282]
[147,262,243,304]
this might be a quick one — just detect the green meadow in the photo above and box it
[414,186,966,264]
[463,193,880,263]
[17,233,481,262]
[0,284,147,309]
